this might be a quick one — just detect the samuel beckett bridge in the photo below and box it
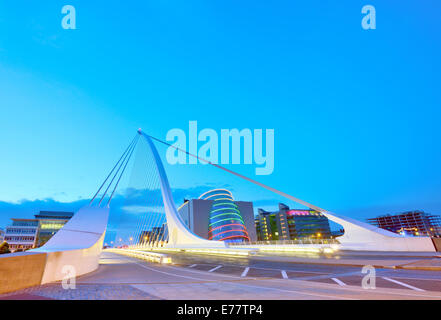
[1,129,441,300]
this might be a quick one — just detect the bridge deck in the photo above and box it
[2,251,441,300]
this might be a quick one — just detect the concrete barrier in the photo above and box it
[232,243,338,254]
[0,236,106,294]
[0,252,47,294]
[31,207,108,284]
[146,246,258,257]
[106,248,172,264]
[39,233,105,284]
[0,206,109,294]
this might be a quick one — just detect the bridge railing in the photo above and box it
[105,248,172,264]
[229,238,340,246]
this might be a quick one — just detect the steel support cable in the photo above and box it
[148,178,163,247]
[141,137,164,248]
[124,142,147,247]
[143,144,162,245]
[150,164,167,247]
[90,135,138,206]
[114,138,152,247]
[151,203,164,247]
[99,135,139,207]
[106,137,139,207]
[141,131,326,213]
[136,140,160,247]
[129,144,148,247]
[107,134,140,207]
[150,143,168,247]
[97,136,138,206]
[134,142,158,247]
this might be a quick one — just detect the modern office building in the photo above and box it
[255,203,332,241]
[139,230,152,244]
[138,223,168,246]
[34,211,74,246]
[366,211,441,237]
[4,219,39,251]
[178,189,257,243]
[35,211,73,247]
[4,211,74,251]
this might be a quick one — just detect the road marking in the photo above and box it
[182,261,326,275]
[387,275,441,282]
[168,265,243,279]
[298,271,360,281]
[382,277,425,292]
[209,265,222,273]
[125,257,355,300]
[118,256,441,300]
[118,254,441,299]
[281,270,288,279]
[231,280,357,300]
[241,267,250,277]
[167,262,441,299]
[331,278,346,286]
[248,266,325,275]
[189,264,197,268]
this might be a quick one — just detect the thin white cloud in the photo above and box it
[120,205,164,214]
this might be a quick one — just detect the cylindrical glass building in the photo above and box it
[199,189,250,243]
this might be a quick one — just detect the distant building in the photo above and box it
[178,189,257,243]
[0,228,5,243]
[255,203,332,241]
[138,223,168,246]
[367,210,441,237]
[34,211,74,247]
[4,219,39,251]
[4,211,74,251]
[139,230,153,244]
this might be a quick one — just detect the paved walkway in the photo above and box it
[2,252,441,300]
[396,258,441,270]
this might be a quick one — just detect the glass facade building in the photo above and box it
[367,211,441,237]
[4,211,74,251]
[286,209,332,238]
[35,211,74,247]
[199,189,250,243]
[255,203,332,241]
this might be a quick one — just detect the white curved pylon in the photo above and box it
[140,131,226,248]
[256,186,435,251]
[321,211,435,251]
[141,129,435,252]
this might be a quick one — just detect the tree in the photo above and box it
[0,242,11,254]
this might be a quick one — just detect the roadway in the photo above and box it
[162,250,441,293]
[2,251,440,300]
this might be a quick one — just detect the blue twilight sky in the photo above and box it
[0,1,440,229]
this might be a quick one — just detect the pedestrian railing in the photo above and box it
[105,248,172,264]
[230,239,340,246]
